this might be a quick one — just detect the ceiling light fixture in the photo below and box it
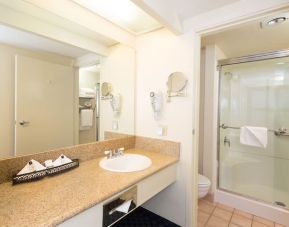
[267,17,287,26]
[72,0,162,35]
[260,13,289,29]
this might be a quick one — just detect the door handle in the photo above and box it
[19,120,30,126]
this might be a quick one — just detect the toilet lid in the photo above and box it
[198,174,211,186]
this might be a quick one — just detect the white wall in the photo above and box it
[198,48,205,173]
[100,44,135,140]
[199,44,226,194]
[135,28,195,227]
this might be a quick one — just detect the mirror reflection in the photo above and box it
[0,24,135,159]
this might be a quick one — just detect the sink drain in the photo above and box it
[274,201,286,207]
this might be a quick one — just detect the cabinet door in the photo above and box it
[58,203,102,227]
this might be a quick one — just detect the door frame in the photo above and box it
[190,4,289,227]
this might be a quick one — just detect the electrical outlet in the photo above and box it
[112,120,118,130]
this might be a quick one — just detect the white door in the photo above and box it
[15,55,74,155]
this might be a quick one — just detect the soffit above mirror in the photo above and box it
[0,24,94,58]
[0,0,119,49]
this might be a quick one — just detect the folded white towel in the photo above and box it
[17,159,46,175]
[240,126,267,148]
[115,199,132,214]
[44,160,53,168]
[79,87,95,98]
[80,109,93,130]
[53,154,72,167]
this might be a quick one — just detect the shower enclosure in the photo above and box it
[217,50,289,211]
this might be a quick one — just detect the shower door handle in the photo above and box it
[274,128,289,136]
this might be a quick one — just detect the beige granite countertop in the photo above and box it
[0,149,179,227]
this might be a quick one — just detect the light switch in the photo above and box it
[157,125,167,136]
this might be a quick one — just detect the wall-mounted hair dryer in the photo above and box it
[150,91,163,120]
[110,93,121,117]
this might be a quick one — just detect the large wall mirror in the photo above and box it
[0,24,135,159]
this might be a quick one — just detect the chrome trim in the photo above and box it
[217,48,289,67]
[220,123,289,136]
[216,67,222,189]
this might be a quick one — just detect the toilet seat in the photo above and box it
[198,174,211,186]
[198,174,211,199]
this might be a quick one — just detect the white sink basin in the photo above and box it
[99,154,152,173]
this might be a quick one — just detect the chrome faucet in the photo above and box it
[104,147,125,159]
[115,147,124,156]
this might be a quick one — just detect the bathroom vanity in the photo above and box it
[0,148,178,227]
[60,156,177,227]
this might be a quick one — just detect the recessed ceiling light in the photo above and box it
[267,17,287,26]
[276,62,285,65]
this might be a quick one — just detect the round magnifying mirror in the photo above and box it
[101,82,112,96]
[167,72,187,92]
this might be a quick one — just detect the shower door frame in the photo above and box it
[216,48,289,210]
[218,48,289,67]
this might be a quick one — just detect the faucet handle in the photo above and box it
[104,150,112,158]
[117,147,124,155]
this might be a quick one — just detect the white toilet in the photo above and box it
[198,174,211,198]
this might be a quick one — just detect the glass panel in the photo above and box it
[218,56,289,208]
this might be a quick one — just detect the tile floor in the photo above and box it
[198,199,288,227]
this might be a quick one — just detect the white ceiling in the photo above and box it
[202,12,289,58]
[0,24,95,58]
[162,0,239,21]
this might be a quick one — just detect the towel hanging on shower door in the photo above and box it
[240,126,267,148]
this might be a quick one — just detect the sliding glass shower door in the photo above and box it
[218,54,289,208]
